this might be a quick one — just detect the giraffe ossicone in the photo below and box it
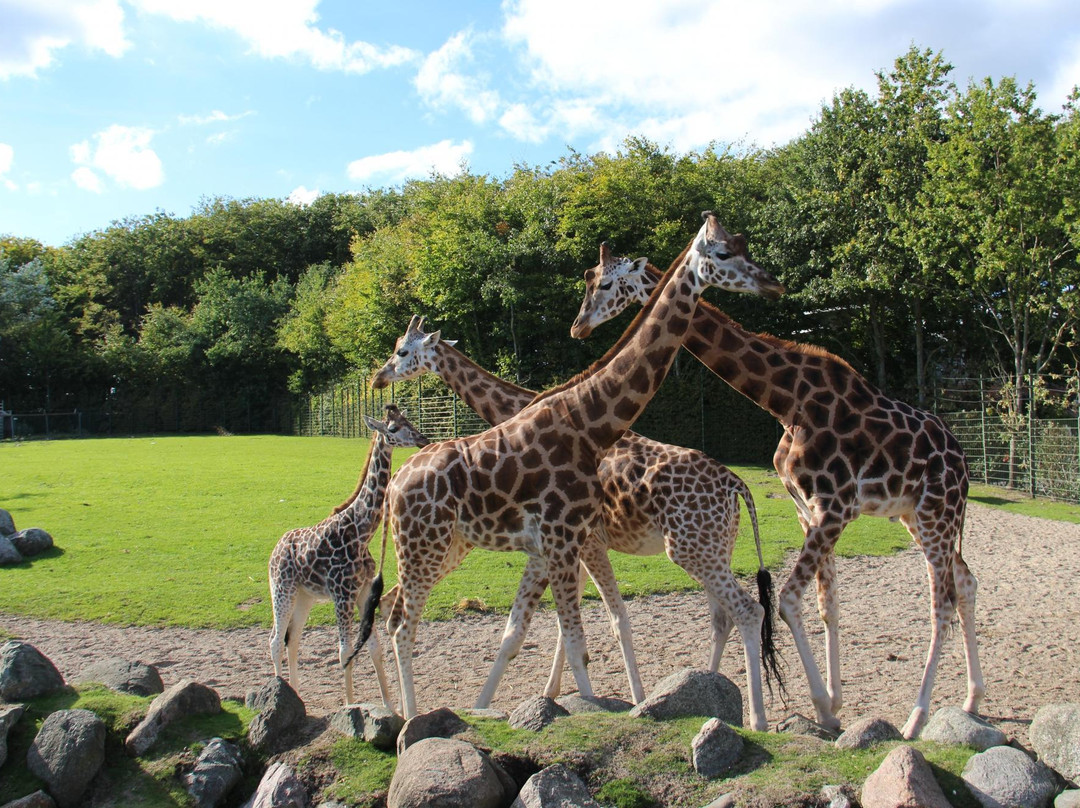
[267,404,428,707]
[572,218,983,740]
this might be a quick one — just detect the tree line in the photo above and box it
[2,47,1078,435]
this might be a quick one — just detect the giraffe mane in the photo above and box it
[331,443,376,515]
[435,337,535,399]
[530,239,695,406]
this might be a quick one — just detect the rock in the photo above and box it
[510,763,601,807]
[509,696,570,732]
[629,668,743,725]
[821,784,856,808]
[125,679,221,756]
[10,528,53,557]
[396,706,472,755]
[241,761,308,808]
[963,744,1060,808]
[0,791,57,808]
[246,677,305,751]
[835,716,903,750]
[387,737,516,808]
[921,706,1008,751]
[1,703,27,768]
[554,694,632,714]
[0,534,22,565]
[861,744,952,808]
[0,641,65,700]
[1031,704,1080,784]
[330,703,404,751]
[76,658,164,696]
[776,712,840,741]
[459,708,509,721]
[0,508,16,536]
[691,718,744,779]
[1056,790,1080,808]
[702,797,736,808]
[183,737,244,808]
[26,709,106,808]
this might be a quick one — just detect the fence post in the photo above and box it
[453,391,460,438]
[979,377,989,484]
[1029,371,1036,499]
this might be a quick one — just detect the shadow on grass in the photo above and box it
[969,494,1017,507]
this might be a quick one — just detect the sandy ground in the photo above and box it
[2,504,1078,736]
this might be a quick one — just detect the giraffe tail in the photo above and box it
[738,479,785,698]
[346,503,391,669]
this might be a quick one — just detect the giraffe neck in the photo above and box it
[331,434,394,522]
[430,343,536,426]
[536,245,703,451]
[640,263,818,427]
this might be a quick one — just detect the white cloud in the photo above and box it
[346,140,474,183]
[0,143,14,190]
[131,0,417,73]
[178,109,254,126]
[0,0,129,79]
[415,31,501,124]
[70,125,164,191]
[287,185,319,206]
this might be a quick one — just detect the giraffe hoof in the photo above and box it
[902,707,928,740]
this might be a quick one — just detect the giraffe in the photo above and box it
[371,312,783,729]
[361,212,784,720]
[570,230,983,739]
[267,404,429,706]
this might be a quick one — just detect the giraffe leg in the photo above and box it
[547,534,594,700]
[816,550,843,714]
[475,554,550,708]
[388,578,433,720]
[268,577,296,681]
[543,560,586,699]
[365,628,396,710]
[901,555,956,739]
[334,592,358,706]
[285,592,315,695]
[579,537,644,704]
[954,552,985,714]
[778,524,843,730]
[707,592,735,673]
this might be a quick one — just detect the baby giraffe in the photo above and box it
[268,404,429,706]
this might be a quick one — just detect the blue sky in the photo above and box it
[2,0,1079,248]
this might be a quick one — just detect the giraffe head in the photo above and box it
[570,216,784,337]
[362,403,430,447]
[371,315,457,389]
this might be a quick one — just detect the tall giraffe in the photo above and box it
[371,312,782,729]
[362,213,783,719]
[267,404,428,706]
[570,233,983,739]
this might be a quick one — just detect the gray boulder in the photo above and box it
[0,508,16,536]
[511,763,601,807]
[246,677,305,751]
[776,712,840,741]
[0,534,22,565]
[0,641,65,700]
[0,791,57,807]
[963,745,1060,808]
[691,718,744,779]
[922,706,1007,751]
[1031,704,1080,785]
[396,706,472,755]
[820,784,856,808]
[241,761,308,808]
[860,744,952,808]
[125,679,221,755]
[330,703,403,751]
[554,694,632,715]
[835,716,903,750]
[629,668,743,725]
[76,657,164,696]
[11,528,53,558]
[1056,790,1080,808]
[183,737,244,808]
[1,703,27,768]
[509,696,569,732]
[387,737,515,808]
[26,709,106,808]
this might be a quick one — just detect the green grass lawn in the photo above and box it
[0,434,1068,630]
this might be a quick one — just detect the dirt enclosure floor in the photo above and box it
[2,504,1078,736]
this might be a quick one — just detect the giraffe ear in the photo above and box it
[443,339,458,347]
[630,257,649,274]
[364,415,387,434]
[422,329,442,347]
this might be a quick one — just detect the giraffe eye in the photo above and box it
[397,349,408,357]
[599,280,613,291]
[716,252,731,261]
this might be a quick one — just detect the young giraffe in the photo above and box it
[267,404,429,706]
[371,312,782,729]
[570,234,983,739]
[362,213,783,719]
